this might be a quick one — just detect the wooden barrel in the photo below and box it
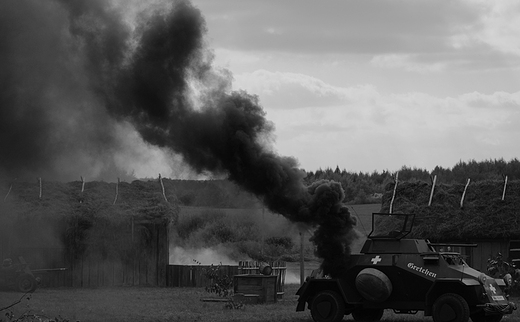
[259,262,273,275]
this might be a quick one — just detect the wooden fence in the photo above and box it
[3,223,169,288]
[166,264,239,288]
[166,261,286,295]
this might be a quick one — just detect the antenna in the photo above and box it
[349,206,367,235]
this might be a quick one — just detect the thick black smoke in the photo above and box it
[0,0,358,277]
[0,0,136,181]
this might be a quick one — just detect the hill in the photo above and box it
[380,179,520,241]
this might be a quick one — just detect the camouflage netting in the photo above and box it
[0,180,178,264]
[380,179,520,241]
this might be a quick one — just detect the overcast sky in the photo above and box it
[186,0,520,174]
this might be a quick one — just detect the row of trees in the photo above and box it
[304,158,520,204]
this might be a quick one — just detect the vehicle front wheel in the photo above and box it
[432,293,470,322]
[351,308,384,322]
[470,310,502,322]
[17,274,37,293]
[310,290,345,322]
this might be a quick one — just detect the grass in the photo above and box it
[2,285,519,322]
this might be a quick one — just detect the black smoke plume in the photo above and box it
[0,0,358,277]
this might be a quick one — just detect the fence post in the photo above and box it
[389,172,399,214]
[502,175,508,201]
[113,177,120,205]
[460,178,471,209]
[4,179,14,202]
[38,177,42,199]
[428,175,437,206]
[159,174,168,202]
[80,176,85,203]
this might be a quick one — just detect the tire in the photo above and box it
[17,274,37,293]
[433,293,470,322]
[310,290,345,322]
[470,310,503,322]
[351,308,384,322]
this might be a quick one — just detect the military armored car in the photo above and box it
[296,213,516,322]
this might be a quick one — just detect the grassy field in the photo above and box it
[2,285,519,322]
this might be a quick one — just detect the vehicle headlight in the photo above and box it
[478,273,487,285]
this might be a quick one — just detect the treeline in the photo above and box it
[305,158,520,204]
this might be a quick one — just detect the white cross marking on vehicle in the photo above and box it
[489,284,496,294]
[371,255,382,264]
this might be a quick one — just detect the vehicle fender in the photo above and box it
[424,279,481,316]
[296,279,361,311]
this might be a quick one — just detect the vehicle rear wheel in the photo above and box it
[351,308,384,322]
[433,293,470,322]
[470,310,502,322]
[17,274,37,293]
[310,290,345,322]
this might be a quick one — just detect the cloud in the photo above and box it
[234,70,378,109]
[452,1,520,55]
[231,70,520,172]
[193,0,473,55]
[370,54,446,73]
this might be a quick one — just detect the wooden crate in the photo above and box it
[233,274,277,304]
[238,261,286,298]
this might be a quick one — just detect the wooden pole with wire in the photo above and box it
[389,172,399,214]
[3,179,15,202]
[80,176,85,203]
[159,174,168,202]
[38,178,42,199]
[502,175,508,201]
[428,175,437,206]
[113,178,120,205]
[460,178,470,209]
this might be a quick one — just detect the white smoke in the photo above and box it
[169,246,240,265]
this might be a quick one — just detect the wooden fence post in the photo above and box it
[159,174,168,202]
[428,175,437,206]
[460,178,470,209]
[3,179,15,202]
[38,177,42,199]
[502,175,508,201]
[389,172,399,214]
[80,176,85,203]
[113,178,120,205]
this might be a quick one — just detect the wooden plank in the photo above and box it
[146,225,156,286]
[96,259,102,287]
[122,260,129,286]
[192,265,202,287]
[133,256,139,286]
[102,261,110,286]
[157,225,168,287]
[172,265,178,287]
[83,256,91,287]
[201,297,230,302]
[72,258,81,288]
[117,260,123,287]
[182,266,191,287]
[175,265,182,287]
[167,265,174,287]
[171,265,178,287]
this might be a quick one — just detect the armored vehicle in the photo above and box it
[296,213,516,322]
